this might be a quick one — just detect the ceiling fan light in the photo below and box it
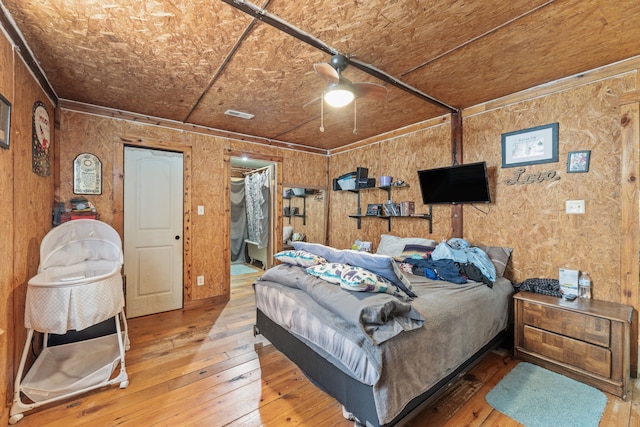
[324,84,355,107]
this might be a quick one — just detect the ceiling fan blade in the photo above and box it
[313,62,339,83]
[353,82,387,101]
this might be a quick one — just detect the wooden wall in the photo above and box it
[328,121,452,249]
[0,28,13,423]
[56,111,329,305]
[0,31,56,420]
[463,75,632,302]
[328,65,638,305]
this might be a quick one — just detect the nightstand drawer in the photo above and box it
[524,325,611,378]
[522,301,610,347]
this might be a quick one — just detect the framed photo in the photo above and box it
[567,150,590,173]
[0,93,11,149]
[501,123,559,168]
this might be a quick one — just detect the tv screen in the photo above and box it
[418,162,491,204]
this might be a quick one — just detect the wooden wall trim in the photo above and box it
[450,111,463,238]
[328,115,450,155]
[0,8,57,103]
[620,99,640,377]
[58,100,326,155]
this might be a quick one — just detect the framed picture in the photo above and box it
[567,150,590,173]
[501,123,559,168]
[0,93,11,149]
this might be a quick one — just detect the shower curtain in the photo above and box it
[230,178,248,263]
[245,167,270,249]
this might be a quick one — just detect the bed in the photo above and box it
[253,236,513,426]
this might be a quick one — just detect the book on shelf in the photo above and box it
[382,202,400,217]
[399,201,415,216]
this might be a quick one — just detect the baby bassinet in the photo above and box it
[10,219,130,425]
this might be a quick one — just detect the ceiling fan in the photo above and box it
[312,54,387,133]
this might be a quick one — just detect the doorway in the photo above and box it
[123,146,184,317]
[228,155,280,286]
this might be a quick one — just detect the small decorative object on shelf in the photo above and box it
[366,203,382,216]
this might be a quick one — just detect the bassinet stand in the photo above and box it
[9,312,129,424]
[9,219,130,424]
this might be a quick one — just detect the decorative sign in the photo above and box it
[74,153,102,194]
[505,167,560,185]
[32,101,51,176]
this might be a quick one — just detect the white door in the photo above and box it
[124,146,184,317]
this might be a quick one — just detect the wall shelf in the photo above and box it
[339,184,433,233]
[283,192,307,225]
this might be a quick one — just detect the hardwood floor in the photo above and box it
[12,269,640,426]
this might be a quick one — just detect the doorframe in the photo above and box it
[113,137,193,306]
[224,150,283,291]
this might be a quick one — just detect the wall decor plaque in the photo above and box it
[32,101,51,176]
[74,153,102,194]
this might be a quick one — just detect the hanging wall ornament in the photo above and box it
[32,101,51,176]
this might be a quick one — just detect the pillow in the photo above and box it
[477,245,512,277]
[398,244,435,260]
[376,234,437,257]
[292,241,416,298]
[274,249,326,267]
[306,262,410,300]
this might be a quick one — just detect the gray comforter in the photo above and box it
[255,264,512,425]
[258,264,424,345]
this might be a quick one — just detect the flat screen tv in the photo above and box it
[418,162,491,204]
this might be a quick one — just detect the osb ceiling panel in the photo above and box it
[2,0,640,152]
[268,0,549,77]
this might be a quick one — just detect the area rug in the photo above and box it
[230,264,261,276]
[485,362,607,427]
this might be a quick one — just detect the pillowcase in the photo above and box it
[477,245,512,277]
[398,244,435,260]
[292,241,416,298]
[306,262,410,300]
[274,249,326,267]
[376,234,437,257]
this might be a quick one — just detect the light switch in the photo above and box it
[197,205,204,215]
[565,200,585,214]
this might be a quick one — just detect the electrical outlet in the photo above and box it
[197,205,204,215]
[197,275,205,286]
[565,200,585,214]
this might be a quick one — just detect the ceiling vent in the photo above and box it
[224,109,254,120]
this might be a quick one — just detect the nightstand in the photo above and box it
[514,291,633,399]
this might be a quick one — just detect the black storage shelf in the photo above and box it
[339,183,433,233]
[284,192,307,225]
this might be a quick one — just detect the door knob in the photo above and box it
[175,236,180,240]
